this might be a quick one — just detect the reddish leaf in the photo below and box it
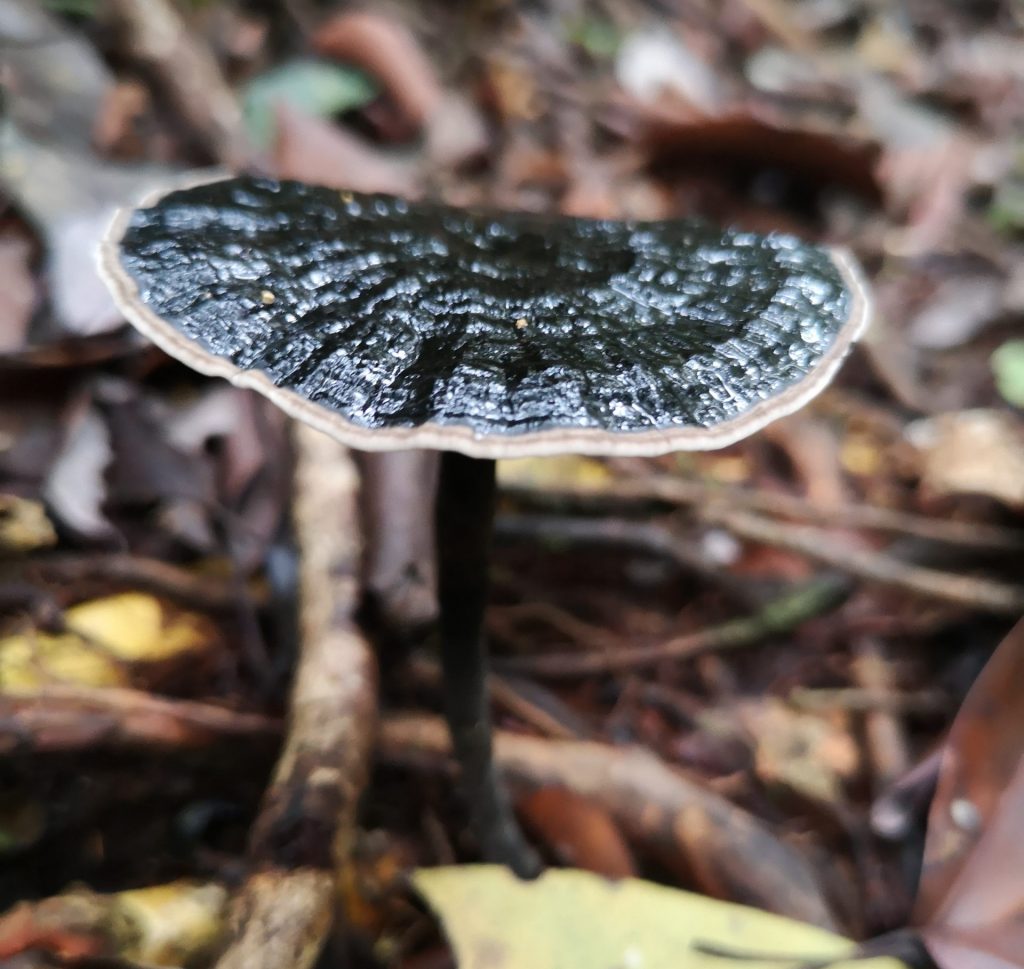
[519,786,636,879]
[312,10,443,132]
[913,619,1024,968]
[272,104,421,197]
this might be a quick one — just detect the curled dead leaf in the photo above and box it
[906,410,1024,510]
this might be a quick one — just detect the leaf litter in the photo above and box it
[0,0,1022,967]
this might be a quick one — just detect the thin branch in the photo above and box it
[22,553,256,614]
[505,474,1024,552]
[378,714,841,930]
[104,0,251,168]
[405,654,588,740]
[493,576,850,678]
[704,508,1024,614]
[0,685,280,755]
[213,426,376,969]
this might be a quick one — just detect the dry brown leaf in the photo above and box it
[519,787,636,878]
[713,699,860,807]
[906,410,1024,510]
[312,10,443,131]
[272,104,421,197]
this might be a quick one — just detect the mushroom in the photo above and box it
[98,175,871,877]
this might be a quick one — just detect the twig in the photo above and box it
[493,576,850,678]
[378,714,841,929]
[22,553,257,614]
[405,654,589,740]
[703,508,1024,614]
[0,685,280,755]
[213,426,376,969]
[496,513,720,575]
[504,475,1024,552]
[488,600,623,653]
[104,0,251,168]
[850,636,913,789]
[495,513,758,606]
[787,686,946,716]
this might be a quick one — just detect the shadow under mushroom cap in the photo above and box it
[99,175,871,459]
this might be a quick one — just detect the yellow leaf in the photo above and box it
[0,592,216,691]
[0,631,126,688]
[63,593,211,662]
[0,494,57,553]
[415,866,908,969]
[116,882,227,966]
[497,455,611,492]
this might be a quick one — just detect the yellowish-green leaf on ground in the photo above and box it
[497,455,611,493]
[0,494,57,553]
[116,881,227,966]
[415,866,908,969]
[0,592,217,690]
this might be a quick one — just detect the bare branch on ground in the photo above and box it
[104,0,250,168]
[494,576,849,678]
[378,714,842,931]
[213,426,376,969]
[704,508,1024,614]
[0,685,280,755]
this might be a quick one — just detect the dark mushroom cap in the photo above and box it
[99,175,870,459]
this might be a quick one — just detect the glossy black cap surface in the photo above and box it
[100,175,870,458]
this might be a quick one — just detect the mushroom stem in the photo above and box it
[435,451,540,877]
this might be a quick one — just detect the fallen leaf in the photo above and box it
[242,59,378,149]
[0,592,219,690]
[906,274,1005,350]
[616,26,723,112]
[519,787,635,878]
[497,455,611,492]
[0,0,114,148]
[0,121,181,337]
[272,104,421,197]
[0,495,57,553]
[42,399,113,540]
[905,410,1024,509]
[732,698,860,807]
[0,880,226,965]
[992,340,1024,408]
[415,866,906,969]
[638,112,882,206]
[116,883,227,966]
[567,14,622,60]
[312,10,444,131]
[913,619,1024,969]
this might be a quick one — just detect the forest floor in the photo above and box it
[1,1,1023,968]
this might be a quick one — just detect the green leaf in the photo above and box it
[242,59,378,148]
[988,180,1024,235]
[567,16,622,58]
[415,866,908,969]
[992,339,1024,408]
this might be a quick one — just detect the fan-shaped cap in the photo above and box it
[99,175,870,459]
